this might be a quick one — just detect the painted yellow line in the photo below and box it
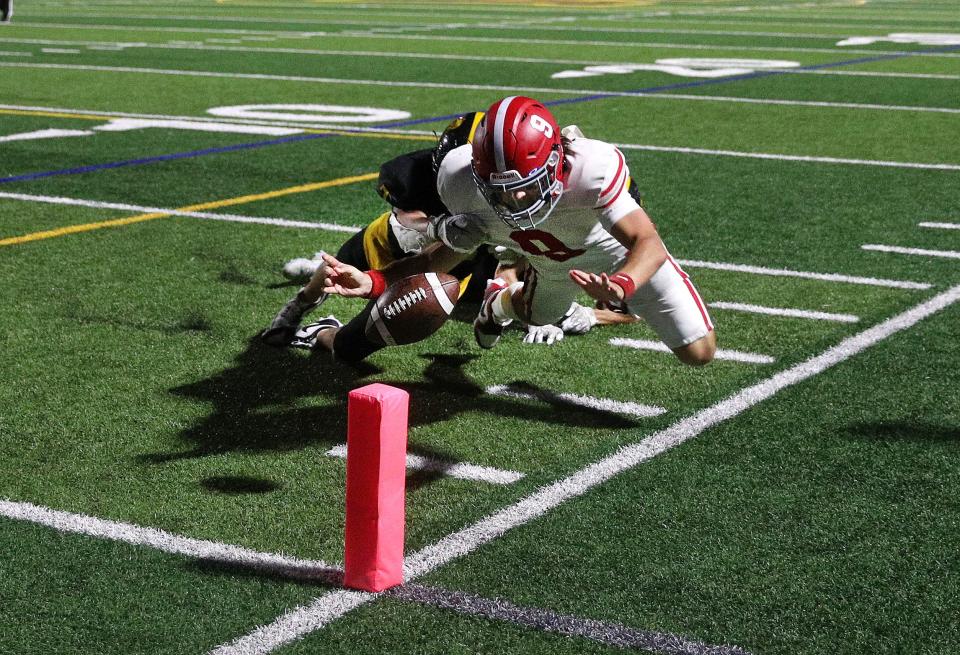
[0,108,435,142]
[0,172,378,247]
[0,108,115,122]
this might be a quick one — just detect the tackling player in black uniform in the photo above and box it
[261,112,496,360]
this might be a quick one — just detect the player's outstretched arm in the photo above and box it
[321,243,468,299]
[570,207,667,304]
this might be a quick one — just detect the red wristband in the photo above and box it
[365,270,387,299]
[608,273,636,300]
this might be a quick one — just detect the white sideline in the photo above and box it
[3,62,960,116]
[862,244,960,260]
[211,283,960,655]
[676,259,931,290]
[609,337,776,364]
[708,301,859,323]
[485,383,667,418]
[325,445,524,485]
[0,192,363,233]
[919,222,960,231]
[0,499,340,579]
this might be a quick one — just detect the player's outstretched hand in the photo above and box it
[320,253,372,298]
[569,269,622,305]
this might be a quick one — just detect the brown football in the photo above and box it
[364,273,460,346]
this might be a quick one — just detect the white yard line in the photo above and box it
[616,143,960,172]
[485,384,667,418]
[609,338,776,364]
[3,62,959,116]
[650,93,960,115]
[0,192,363,233]
[0,193,938,292]
[325,445,524,485]
[212,283,960,655]
[862,244,960,260]
[919,221,960,230]
[0,499,341,580]
[707,301,859,323]
[676,259,931,290]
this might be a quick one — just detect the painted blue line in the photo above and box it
[3,43,958,186]
[0,132,337,184]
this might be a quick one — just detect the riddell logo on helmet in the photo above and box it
[489,171,523,183]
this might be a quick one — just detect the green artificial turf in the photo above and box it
[1,1,958,653]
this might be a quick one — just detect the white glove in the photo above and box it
[523,323,565,345]
[558,303,597,335]
[389,214,430,254]
[426,213,489,253]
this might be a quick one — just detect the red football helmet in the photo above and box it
[472,96,565,230]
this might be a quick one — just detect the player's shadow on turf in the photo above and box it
[384,353,640,491]
[141,338,466,476]
[845,421,960,445]
[141,343,639,487]
[385,353,640,431]
[140,336,379,464]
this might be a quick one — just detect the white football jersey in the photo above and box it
[435,133,641,280]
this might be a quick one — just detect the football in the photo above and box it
[364,272,460,346]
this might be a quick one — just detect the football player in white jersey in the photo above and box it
[320,95,715,366]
